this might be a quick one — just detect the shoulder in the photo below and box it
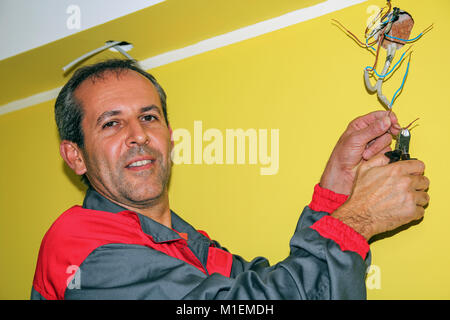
[39,205,145,258]
[32,205,146,300]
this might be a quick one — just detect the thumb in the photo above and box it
[354,116,391,146]
[359,152,390,174]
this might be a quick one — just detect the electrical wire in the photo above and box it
[384,24,434,43]
[370,30,387,71]
[365,46,412,78]
[331,19,367,47]
[389,53,411,107]
[384,33,422,43]
[332,0,431,110]
[380,0,392,23]
[365,37,377,52]
[365,6,387,38]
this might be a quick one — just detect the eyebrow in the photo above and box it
[140,105,161,115]
[96,105,161,127]
[96,110,122,127]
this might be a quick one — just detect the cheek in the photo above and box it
[85,136,124,172]
[103,139,124,168]
[152,128,172,154]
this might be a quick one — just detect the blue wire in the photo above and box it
[390,56,411,107]
[364,13,420,107]
[384,32,423,43]
[365,50,409,78]
[365,37,376,52]
[382,11,426,43]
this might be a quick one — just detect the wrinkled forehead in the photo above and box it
[74,69,161,117]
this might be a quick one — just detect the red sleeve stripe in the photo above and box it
[308,184,369,260]
[309,183,348,214]
[310,215,369,260]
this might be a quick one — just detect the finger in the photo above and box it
[414,206,425,220]
[377,145,392,156]
[366,143,392,158]
[415,191,430,207]
[388,111,402,135]
[412,175,430,191]
[359,152,390,173]
[347,110,390,133]
[401,160,426,175]
[349,116,391,148]
[362,132,393,160]
[391,159,426,176]
[367,145,392,163]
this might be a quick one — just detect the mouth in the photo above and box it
[125,157,155,171]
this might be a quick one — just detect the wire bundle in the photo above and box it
[332,0,432,109]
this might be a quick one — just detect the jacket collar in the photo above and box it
[82,188,209,245]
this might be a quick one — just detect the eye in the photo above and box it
[141,114,157,122]
[102,121,118,129]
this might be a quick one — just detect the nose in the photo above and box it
[125,120,149,147]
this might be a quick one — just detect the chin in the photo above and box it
[123,184,166,204]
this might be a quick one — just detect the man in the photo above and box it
[31,59,429,300]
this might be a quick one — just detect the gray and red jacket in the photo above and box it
[31,184,370,300]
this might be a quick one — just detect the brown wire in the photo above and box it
[380,0,392,23]
[367,1,391,46]
[369,19,428,78]
[368,0,392,46]
[370,29,387,71]
[331,19,366,47]
[421,23,434,36]
[365,6,386,38]
[404,118,420,130]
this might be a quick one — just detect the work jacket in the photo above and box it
[31,184,370,300]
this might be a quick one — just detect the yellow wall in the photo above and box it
[1,0,449,299]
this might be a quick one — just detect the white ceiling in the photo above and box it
[0,0,165,61]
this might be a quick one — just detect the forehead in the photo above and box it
[74,69,161,119]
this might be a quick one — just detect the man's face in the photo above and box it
[74,70,172,207]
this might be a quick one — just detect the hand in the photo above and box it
[332,154,430,240]
[320,110,402,195]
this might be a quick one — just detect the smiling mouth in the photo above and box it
[126,159,155,171]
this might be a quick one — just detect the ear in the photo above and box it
[59,140,87,176]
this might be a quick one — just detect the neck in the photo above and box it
[96,188,172,228]
[130,194,172,228]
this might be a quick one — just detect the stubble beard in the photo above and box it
[116,145,172,207]
[84,143,172,209]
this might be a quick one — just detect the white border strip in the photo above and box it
[140,0,367,70]
[0,0,366,116]
[0,86,63,116]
